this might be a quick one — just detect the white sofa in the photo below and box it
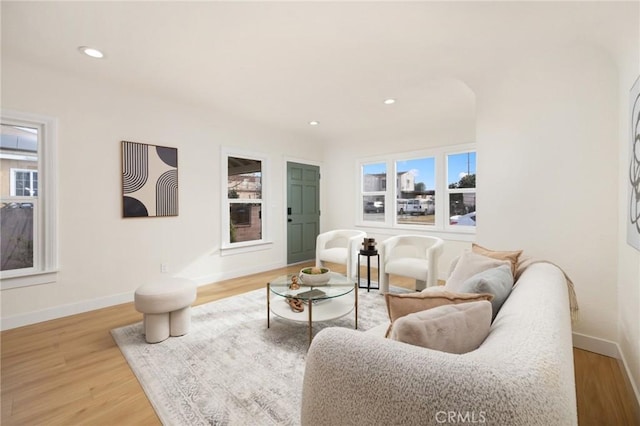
[301,262,577,425]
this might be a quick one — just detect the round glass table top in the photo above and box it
[269,272,354,300]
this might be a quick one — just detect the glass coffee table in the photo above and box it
[267,272,358,345]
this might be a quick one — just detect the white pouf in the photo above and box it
[134,277,197,343]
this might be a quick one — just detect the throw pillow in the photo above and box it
[457,264,514,320]
[472,243,523,276]
[388,301,492,354]
[385,290,494,323]
[445,251,511,292]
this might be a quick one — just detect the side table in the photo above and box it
[357,249,380,292]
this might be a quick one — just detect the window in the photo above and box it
[222,150,270,252]
[357,144,476,236]
[447,152,476,228]
[395,157,435,226]
[1,111,58,289]
[362,163,386,222]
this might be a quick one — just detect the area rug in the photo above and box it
[111,285,392,426]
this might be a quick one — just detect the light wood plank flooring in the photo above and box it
[2,262,638,425]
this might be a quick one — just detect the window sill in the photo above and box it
[220,240,274,256]
[1,270,58,290]
[356,222,476,242]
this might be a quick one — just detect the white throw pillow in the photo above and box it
[445,251,511,292]
[388,301,492,354]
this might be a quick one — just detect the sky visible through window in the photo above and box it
[363,151,475,190]
[396,157,435,190]
[448,152,476,186]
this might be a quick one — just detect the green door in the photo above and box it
[287,162,320,264]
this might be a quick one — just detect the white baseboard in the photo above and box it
[573,332,640,419]
[186,261,286,286]
[1,291,134,331]
[572,332,619,357]
[1,261,288,331]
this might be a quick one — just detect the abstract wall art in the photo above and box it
[628,76,640,251]
[122,141,178,218]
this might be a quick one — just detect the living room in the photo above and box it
[1,1,639,424]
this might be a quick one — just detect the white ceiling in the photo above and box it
[1,1,637,143]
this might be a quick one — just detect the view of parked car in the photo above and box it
[364,201,384,213]
[450,211,476,226]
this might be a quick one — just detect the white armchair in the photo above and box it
[379,235,444,292]
[315,230,366,280]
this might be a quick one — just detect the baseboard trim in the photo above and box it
[1,291,134,331]
[573,332,640,420]
[572,332,618,357]
[1,261,289,331]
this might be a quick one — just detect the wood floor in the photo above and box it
[2,262,638,425]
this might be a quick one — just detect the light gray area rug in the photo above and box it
[111,285,392,426]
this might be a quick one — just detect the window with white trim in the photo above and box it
[222,149,270,251]
[447,151,476,228]
[357,144,476,233]
[1,111,58,289]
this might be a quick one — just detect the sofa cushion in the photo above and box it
[456,264,514,320]
[385,290,493,323]
[387,301,492,354]
[472,243,523,276]
[445,251,511,292]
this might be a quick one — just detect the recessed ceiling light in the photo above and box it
[309,121,319,126]
[384,98,396,105]
[78,46,105,59]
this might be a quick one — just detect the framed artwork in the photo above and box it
[629,76,640,251]
[121,141,178,217]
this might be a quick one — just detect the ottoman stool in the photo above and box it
[134,277,197,343]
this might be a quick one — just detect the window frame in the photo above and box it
[1,110,58,289]
[221,148,272,255]
[445,150,477,231]
[356,143,476,240]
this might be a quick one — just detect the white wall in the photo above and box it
[475,44,620,341]
[617,39,640,400]
[0,59,323,327]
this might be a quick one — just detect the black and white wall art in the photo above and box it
[629,76,640,251]
[122,141,178,218]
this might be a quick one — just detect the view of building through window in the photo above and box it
[227,156,262,243]
[362,162,386,222]
[1,124,38,271]
[395,157,435,226]
[359,147,476,230]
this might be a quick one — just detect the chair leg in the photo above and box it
[380,273,390,293]
[416,280,426,292]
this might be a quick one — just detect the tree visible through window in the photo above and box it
[357,145,476,233]
[447,152,476,227]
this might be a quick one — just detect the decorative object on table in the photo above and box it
[299,266,331,285]
[296,289,327,299]
[285,295,304,312]
[362,237,377,253]
[288,275,300,290]
[628,75,640,251]
[122,140,179,218]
